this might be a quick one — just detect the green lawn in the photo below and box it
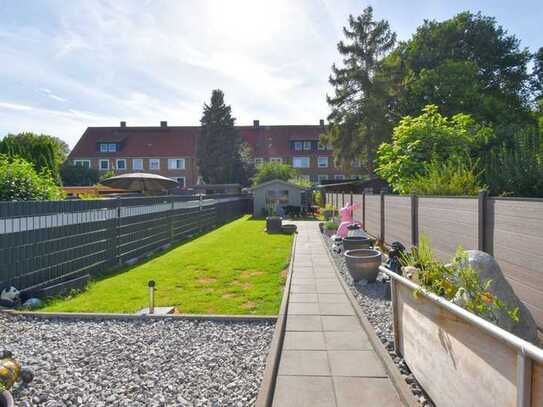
[42,216,293,314]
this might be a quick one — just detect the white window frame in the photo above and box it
[171,176,186,188]
[269,157,282,164]
[149,158,160,170]
[99,159,110,171]
[99,143,117,152]
[317,156,329,168]
[116,159,126,170]
[293,156,310,168]
[254,157,264,168]
[132,158,143,170]
[168,158,185,170]
[318,174,328,182]
[197,176,205,185]
[293,141,303,151]
[73,159,91,168]
[303,141,312,150]
[334,174,345,180]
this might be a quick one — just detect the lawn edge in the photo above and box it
[0,309,277,322]
[319,232,419,407]
[255,230,297,407]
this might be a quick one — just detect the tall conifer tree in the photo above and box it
[197,90,244,184]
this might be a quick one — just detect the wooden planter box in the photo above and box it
[385,267,543,407]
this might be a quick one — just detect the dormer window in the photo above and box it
[99,143,117,153]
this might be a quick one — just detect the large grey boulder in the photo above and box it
[460,250,539,345]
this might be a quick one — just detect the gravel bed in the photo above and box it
[0,314,274,407]
[323,235,435,407]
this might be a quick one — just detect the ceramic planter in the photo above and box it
[0,391,14,407]
[342,236,373,251]
[344,249,382,282]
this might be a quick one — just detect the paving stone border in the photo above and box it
[1,309,277,323]
[255,232,297,407]
[320,232,420,407]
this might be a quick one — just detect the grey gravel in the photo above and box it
[323,235,435,407]
[0,315,274,406]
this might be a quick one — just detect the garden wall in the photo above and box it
[326,191,543,330]
[0,195,251,294]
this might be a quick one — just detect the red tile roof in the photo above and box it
[69,124,328,158]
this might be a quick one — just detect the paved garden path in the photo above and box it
[272,221,402,407]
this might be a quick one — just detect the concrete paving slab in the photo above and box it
[273,376,336,407]
[324,331,372,350]
[319,302,355,316]
[278,350,330,376]
[286,315,322,331]
[318,294,350,304]
[284,331,326,350]
[290,293,319,303]
[321,316,361,331]
[328,350,387,378]
[288,302,320,315]
[333,377,403,407]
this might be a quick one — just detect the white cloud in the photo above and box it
[0,102,33,111]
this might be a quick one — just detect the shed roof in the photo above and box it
[250,179,306,191]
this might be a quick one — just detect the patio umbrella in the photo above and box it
[100,172,178,193]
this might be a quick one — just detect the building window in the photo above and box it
[318,142,326,150]
[293,141,303,151]
[73,160,91,168]
[270,157,282,164]
[171,177,186,188]
[168,158,185,170]
[116,159,126,170]
[132,158,143,170]
[327,144,333,151]
[99,143,117,153]
[149,159,160,170]
[334,174,345,180]
[99,159,109,171]
[303,141,312,150]
[318,156,329,168]
[197,176,205,185]
[351,159,361,168]
[318,174,328,182]
[254,157,264,168]
[293,156,310,168]
[299,174,310,181]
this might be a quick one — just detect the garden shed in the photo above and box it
[251,179,305,217]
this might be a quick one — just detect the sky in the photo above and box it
[0,0,541,148]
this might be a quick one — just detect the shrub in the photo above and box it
[0,155,65,201]
[405,159,484,196]
[252,162,297,185]
[313,190,323,206]
[376,105,491,194]
[289,176,312,188]
[401,235,519,323]
[324,221,338,231]
[60,163,100,186]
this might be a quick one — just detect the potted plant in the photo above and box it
[265,204,282,233]
[322,204,336,221]
[323,221,338,237]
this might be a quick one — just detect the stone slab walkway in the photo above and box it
[272,221,402,407]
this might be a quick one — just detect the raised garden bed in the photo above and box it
[385,268,543,407]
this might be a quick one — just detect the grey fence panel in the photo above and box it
[352,194,363,225]
[364,194,381,238]
[486,198,543,328]
[418,197,478,262]
[0,196,250,293]
[384,195,412,247]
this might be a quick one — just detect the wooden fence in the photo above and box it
[0,194,251,294]
[325,191,543,330]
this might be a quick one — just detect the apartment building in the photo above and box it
[68,120,364,188]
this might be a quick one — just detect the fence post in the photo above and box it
[169,196,174,243]
[411,194,419,247]
[380,190,385,244]
[362,191,366,231]
[350,192,353,205]
[199,194,203,233]
[115,197,121,265]
[342,192,345,208]
[478,191,488,252]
